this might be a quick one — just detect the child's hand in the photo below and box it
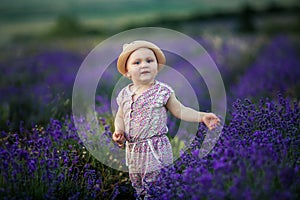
[112,130,125,148]
[202,113,221,131]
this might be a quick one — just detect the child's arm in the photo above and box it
[114,107,125,133]
[112,107,125,147]
[166,93,220,130]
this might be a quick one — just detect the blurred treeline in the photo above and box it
[11,2,300,42]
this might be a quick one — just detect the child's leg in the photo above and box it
[142,170,160,199]
[129,172,146,198]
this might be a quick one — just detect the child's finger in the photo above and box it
[115,132,121,137]
[209,121,219,130]
[113,133,122,144]
[117,138,123,143]
[112,134,117,141]
[116,139,124,147]
[113,133,119,141]
[120,135,125,142]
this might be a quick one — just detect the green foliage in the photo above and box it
[47,14,106,38]
[49,14,84,37]
[236,4,256,33]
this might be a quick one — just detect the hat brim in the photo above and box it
[117,41,166,75]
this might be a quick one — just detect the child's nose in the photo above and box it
[140,61,149,68]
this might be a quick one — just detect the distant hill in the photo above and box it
[0,0,298,22]
[0,0,299,45]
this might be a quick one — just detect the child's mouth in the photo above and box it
[140,71,150,74]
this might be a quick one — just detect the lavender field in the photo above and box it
[0,33,300,199]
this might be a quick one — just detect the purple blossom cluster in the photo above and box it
[0,50,84,129]
[0,51,82,104]
[0,34,299,199]
[0,48,120,130]
[231,35,300,100]
[0,117,132,199]
[164,35,265,111]
[148,94,300,199]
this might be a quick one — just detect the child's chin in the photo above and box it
[139,75,155,81]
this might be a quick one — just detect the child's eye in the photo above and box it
[133,61,140,65]
[147,59,154,63]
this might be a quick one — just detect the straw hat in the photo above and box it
[117,40,166,75]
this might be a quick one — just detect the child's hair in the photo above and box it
[117,40,166,75]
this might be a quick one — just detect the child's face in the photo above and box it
[126,48,158,84]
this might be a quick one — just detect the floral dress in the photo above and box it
[116,80,174,196]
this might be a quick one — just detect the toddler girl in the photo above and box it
[112,40,220,199]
